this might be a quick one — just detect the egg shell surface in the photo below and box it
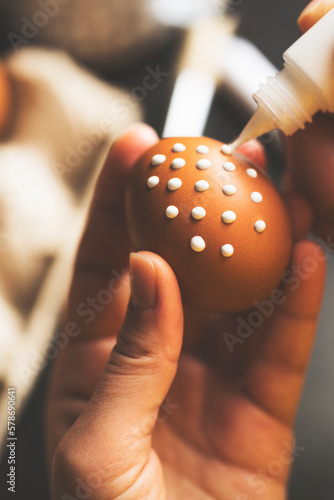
[126,137,292,312]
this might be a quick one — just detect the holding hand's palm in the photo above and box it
[47,125,325,500]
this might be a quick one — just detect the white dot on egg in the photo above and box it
[165,206,179,219]
[172,143,186,152]
[195,180,209,192]
[147,176,159,188]
[247,168,258,178]
[255,220,266,233]
[223,185,237,196]
[167,178,182,191]
[221,144,232,155]
[151,154,166,166]
[171,158,186,170]
[196,145,209,154]
[190,236,206,252]
[222,211,236,224]
[223,162,236,172]
[221,244,234,258]
[191,207,206,220]
[196,159,211,170]
[251,192,263,203]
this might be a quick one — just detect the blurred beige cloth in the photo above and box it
[1,0,170,69]
[0,47,141,454]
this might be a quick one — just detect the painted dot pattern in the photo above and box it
[146,143,267,259]
[172,143,186,152]
[151,154,166,166]
[165,206,179,219]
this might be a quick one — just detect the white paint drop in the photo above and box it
[223,162,236,172]
[255,220,266,233]
[165,206,179,219]
[167,178,182,191]
[196,145,209,154]
[171,158,186,170]
[221,145,232,155]
[221,244,234,257]
[251,192,263,204]
[190,236,206,252]
[151,154,166,166]
[172,143,186,152]
[147,176,159,188]
[196,159,211,170]
[195,180,209,192]
[247,168,258,178]
[222,211,236,224]
[191,207,206,220]
[223,185,237,196]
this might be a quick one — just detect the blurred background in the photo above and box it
[0,0,333,498]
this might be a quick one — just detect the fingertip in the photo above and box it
[291,239,327,286]
[292,239,325,261]
[110,122,159,169]
[280,239,327,320]
[298,0,334,33]
[284,191,314,242]
[123,122,160,145]
[237,139,267,171]
[95,123,159,204]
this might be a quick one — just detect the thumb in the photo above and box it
[52,252,183,499]
[298,0,334,32]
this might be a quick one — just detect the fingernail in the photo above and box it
[129,253,157,310]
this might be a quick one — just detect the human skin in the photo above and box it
[46,122,326,500]
[0,62,11,136]
[285,0,334,240]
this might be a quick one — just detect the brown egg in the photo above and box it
[126,137,292,312]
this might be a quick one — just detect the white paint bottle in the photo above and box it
[230,8,334,151]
